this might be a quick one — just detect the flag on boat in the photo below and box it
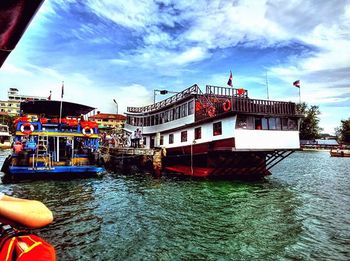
[293,80,300,88]
[47,90,52,100]
[61,82,64,98]
[237,88,245,96]
[227,71,233,87]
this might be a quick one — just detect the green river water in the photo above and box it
[0,150,349,260]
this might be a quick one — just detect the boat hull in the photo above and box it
[162,139,294,179]
[330,150,350,157]
[2,165,105,183]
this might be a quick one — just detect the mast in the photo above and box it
[265,71,269,100]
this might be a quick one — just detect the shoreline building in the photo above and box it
[0,88,48,116]
[88,112,126,132]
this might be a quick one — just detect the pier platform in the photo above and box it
[100,146,163,175]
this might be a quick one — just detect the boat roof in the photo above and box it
[20,100,95,117]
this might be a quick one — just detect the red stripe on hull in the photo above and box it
[164,165,214,177]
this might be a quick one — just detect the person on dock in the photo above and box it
[135,128,142,148]
[130,131,136,148]
[0,193,53,228]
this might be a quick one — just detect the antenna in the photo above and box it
[265,71,269,100]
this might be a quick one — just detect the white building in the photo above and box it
[0,88,48,116]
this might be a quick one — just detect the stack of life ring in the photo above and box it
[223,99,231,112]
[207,106,216,117]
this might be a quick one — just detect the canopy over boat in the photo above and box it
[20,100,95,117]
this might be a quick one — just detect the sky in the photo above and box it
[0,0,349,134]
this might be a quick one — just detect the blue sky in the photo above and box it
[0,0,349,134]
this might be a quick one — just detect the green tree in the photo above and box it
[335,118,350,144]
[296,102,323,140]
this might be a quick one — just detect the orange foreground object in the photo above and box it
[0,233,56,261]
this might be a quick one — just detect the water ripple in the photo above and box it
[0,151,349,260]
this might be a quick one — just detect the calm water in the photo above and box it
[0,150,349,260]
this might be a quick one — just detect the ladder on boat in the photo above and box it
[33,135,52,169]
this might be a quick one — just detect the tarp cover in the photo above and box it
[20,100,95,117]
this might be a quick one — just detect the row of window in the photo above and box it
[127,100,194,127]
[8,96,43,101]
[158,116,298,145]
[236,116,298,130]
[0,103,20,107]
[159,122,222,145]
[0,109,20,113]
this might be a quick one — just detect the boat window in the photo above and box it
[195,127,201,140]
[236,116,248,129]
[255,118,262,130]
[169,134,174,144]
[160,135,164,145]
[276,118,281,130]
[213,122,222,136]
[288,118,297,130]
[175,107,180,120]
[262,118,268,130]
[268,118,277,130]
[188,100,194,115]
[169,109,174,121]
[160,113,165,124]
[181,131,187,142]
[282,118,289,130]
[164,111,169,123]
[181,104,187,117]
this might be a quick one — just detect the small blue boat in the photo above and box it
[1,100,105,182]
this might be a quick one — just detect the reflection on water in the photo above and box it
[0,149,349,260]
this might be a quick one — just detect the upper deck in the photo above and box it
[125,84,301,128]
[15,100,99,138]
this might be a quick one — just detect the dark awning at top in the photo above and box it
[0,0,44,68]
[20,100,96,117]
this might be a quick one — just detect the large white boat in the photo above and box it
[0,124,11,149]
[124,84,302,179]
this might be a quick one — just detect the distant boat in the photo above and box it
[330,147,350,157]
[1,100,105,183]
[124,84,302,179]
[0,124,12,149]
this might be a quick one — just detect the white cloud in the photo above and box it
[3,0,350,134]
[0,63,33,76]
[174,47,210,65]
[85,0,159,30]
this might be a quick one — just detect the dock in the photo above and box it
[100,146,163,176]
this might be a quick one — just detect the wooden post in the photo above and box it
[152,149,163,177]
